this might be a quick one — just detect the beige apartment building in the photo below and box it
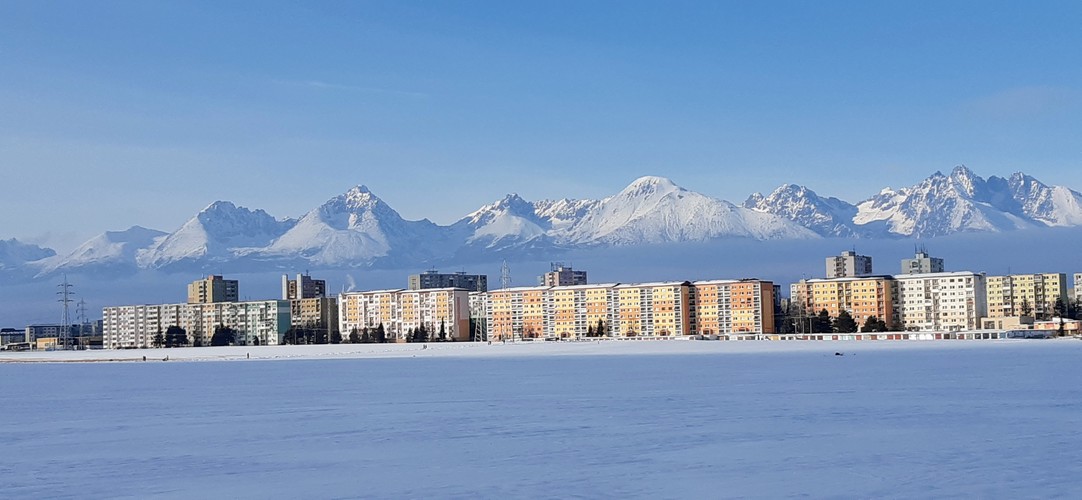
[790,276,896,328]
[338,288,470,341]
[187,275,239,304]
[612,282,692,337]
[482,279,775,340]
[985,273,1067,319]
[290,297,338,333]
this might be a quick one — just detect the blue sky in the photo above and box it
[3,1,1081,251]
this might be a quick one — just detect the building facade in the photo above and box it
[289,297,339,334]
[408,270,488,292]
[895,272,986,331]
[1074,273,1082,303]
[693,280,776,335]
[790,276,896,329]
[826,251,873,278]
[102,300,291,349]
[187,275,239,304]
[985,273,1068,319]
[338,288,471,341]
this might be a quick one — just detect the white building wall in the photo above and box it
[895,272,986,332]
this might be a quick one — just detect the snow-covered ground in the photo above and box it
[3,340,1082,498]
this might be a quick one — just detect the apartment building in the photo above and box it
[611,282,692,337]
[102,300,290,349]
[692,280,776,334]
[826,250,873,278]
[901,250,945,274]
[282,273,326,300]
[547,284,616,338]
[985,273,1068,319]
[539,263,588,286]
[1074,273,1082,303]
[187,275,239,304]
[408,270,488,292]
[895,272,986,331]
[289,297,338,332]
[790,276,896,328]
[338,288,470,341]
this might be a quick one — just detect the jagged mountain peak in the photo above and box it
[743,184,858,237]
[12,169,1082,280]
[464,193,538,226]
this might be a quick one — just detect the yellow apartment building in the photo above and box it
[985,273,1067,319]
[790,276,896,328]
[612,282,692,337]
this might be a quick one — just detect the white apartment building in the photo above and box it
[338,288,471,341]
[102,300,291,349]
[894,272,987,332]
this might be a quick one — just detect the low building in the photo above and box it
[1033,318,1082,335]
[979,316,1033,331]
[0,328,27,346]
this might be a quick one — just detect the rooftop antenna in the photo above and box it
[57,274,74,350]
[500,260,512,290]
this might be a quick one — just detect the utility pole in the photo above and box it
[57,275,74,350]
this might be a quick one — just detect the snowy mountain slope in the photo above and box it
[0,238,55,271]
[259,185,444,266]
[1005,172,1082,226]
[533,198,602,232]
[35,226,167,277]
[743,184,859,237]
[560,176,817,245]
[137,201,295,270]
[452,194,552,251]
[854,166,1035,237]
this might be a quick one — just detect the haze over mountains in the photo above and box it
[5,166,1082,282]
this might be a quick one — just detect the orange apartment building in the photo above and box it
[692,279,776,334]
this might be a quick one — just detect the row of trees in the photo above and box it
[777,309,896,334]
[152,325,253,348]
[345,320,457,344]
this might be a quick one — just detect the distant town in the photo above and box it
[4,250,1082,351]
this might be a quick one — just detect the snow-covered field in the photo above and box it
[3,340,1082,498]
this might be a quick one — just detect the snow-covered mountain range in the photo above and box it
[7,167,1082,280]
